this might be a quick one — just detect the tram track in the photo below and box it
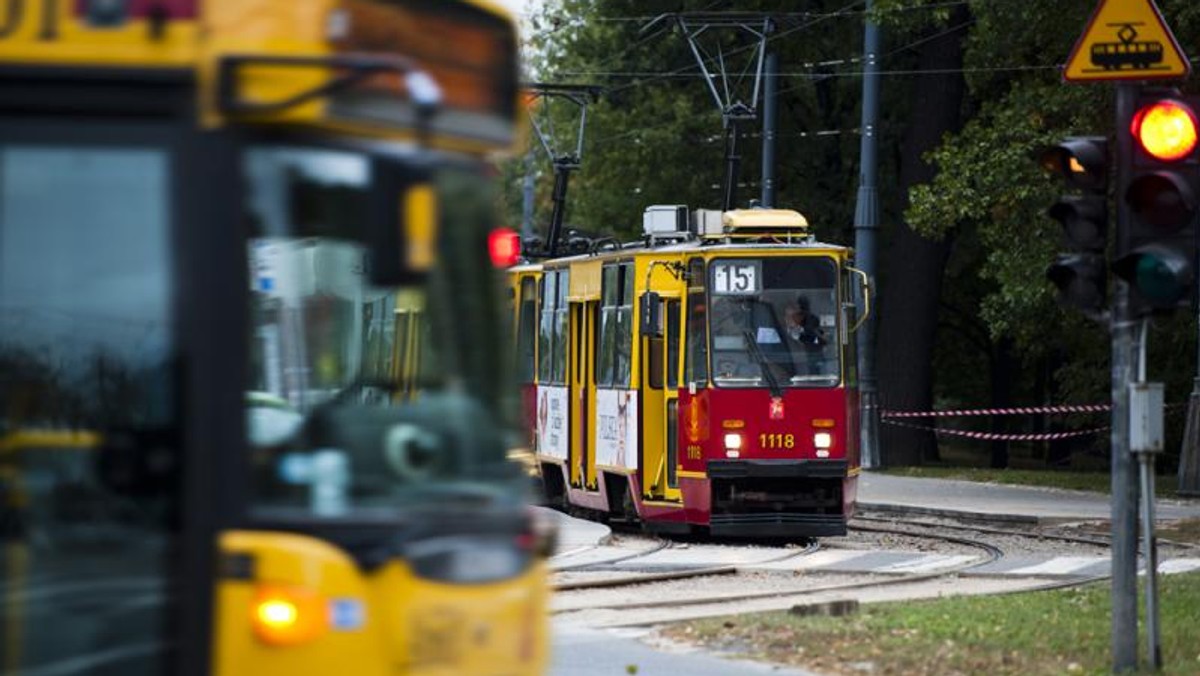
[553,526,1004,614]
[550,537,672,573]
[551,539,821,592]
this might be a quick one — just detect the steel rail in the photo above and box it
[551,540,821,592]
[553,526,1002,613]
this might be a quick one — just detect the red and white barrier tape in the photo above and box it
[879,403,1109,419]
[881,418,1108,442]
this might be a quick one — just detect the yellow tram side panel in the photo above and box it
[214,531,548,676]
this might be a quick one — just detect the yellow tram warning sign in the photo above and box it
[1064,0,1190,82]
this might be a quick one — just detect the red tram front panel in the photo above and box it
[676,385,857,536]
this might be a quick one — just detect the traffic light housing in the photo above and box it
[1042,136,1110,315]
[1112,93,1200,316]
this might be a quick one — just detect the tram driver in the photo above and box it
[784,295,827,376]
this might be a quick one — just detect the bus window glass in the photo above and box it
[243,147,516,514]
[0,144,175,674]
[685,258,708,386]
[708,256,840,388]
[516,277,537,383]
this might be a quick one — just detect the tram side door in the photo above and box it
[568,300,594,489]
[640,294,682,502]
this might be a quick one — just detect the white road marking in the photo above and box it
[1004,556,1105,576]
[875,554,978,573]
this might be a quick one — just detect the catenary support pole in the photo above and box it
[760,50,778,209]
[853,0,881,468]
[1110,83,1139,673]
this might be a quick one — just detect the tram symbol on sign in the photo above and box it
[1062,0,1190,83]
[1087,23,1165,72]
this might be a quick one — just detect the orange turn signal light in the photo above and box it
[811,418,836,428]
[252,586,326,646]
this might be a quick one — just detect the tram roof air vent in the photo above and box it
[643,205,689,236]
[722,209,808,231]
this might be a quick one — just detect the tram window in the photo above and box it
[684,258,708,386]
[708,256,840,388]
[597,266,617,387]
[538,273,555,383]
[598,263,633,388]
[666,300,681,390]
[552,270,569,384]
[646,295,664,389]
[516,278,537,384]
[615,263,633,388]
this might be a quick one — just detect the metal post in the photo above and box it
[522,150,535,240]
[1139,452,1162,668]
[853,1,882,469]
[722,117,741,211]
[760,50,778,209]
[1110,83,1140,673]
[1179,317,1200,495]
[1133,319,1162,670]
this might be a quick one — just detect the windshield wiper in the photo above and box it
[741,328,783,398]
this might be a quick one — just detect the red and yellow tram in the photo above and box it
[510,206,869,537]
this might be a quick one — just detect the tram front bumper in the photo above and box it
[707,459,848,537]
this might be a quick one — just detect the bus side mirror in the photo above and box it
[368,161,438,286]
[640,292,662,337]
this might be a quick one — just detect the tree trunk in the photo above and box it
[989,336,1014,469]
[877,10,970,467]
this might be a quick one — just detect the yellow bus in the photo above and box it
[0,1,548,674]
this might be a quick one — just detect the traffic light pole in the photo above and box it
[1110,83,1140,674]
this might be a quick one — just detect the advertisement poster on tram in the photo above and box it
[596,389,638,470]
[536,386,569,459]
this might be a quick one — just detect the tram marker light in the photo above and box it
[723,433,743,450]
[814,432,833,450]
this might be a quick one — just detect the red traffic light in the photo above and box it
[488,227,521,268]
[1131,100,1198,162]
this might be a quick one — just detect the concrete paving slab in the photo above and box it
[539,507,611,555]
[858,472,1200,524]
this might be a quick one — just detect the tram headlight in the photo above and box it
[813,432,833,450]
[723,433,743,450]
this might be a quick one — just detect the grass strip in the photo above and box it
[663,572,1200,675]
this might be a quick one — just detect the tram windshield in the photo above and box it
[708,256,841,388]
[244,146,520,517]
